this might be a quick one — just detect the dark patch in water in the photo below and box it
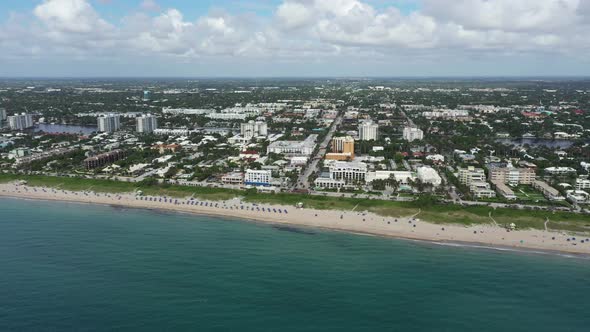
[273,225,315,235]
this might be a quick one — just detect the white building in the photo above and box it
[222,106,262,116]
[403,127,424,142]
[245,169,272,186]
[575,178,590,190]
[470,182,497,198]
[545,167,576,176]
[153,128,190,136]
[314,177,346,189]
[329,161,368,183]
[267,135,317,156]
[8,113,34,130]
[359,120,379,141]
[566,190,589,204]
[206,113,247,120]
[136,114,158,133]
[97,114,121,133]
[290,156,309,166]
[240,121,268,139]
[162,108,215,115]
[417,166,442,187]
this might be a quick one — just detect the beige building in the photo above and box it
[489,167,536,185]
[492,181,517,200]
[326,136,355,161]
[533,180,565,201]
[458,167,486,185]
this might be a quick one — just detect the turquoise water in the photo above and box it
[1,198,590,331]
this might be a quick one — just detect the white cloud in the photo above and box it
[34,0,112,33]
[422,0,581,33]
[141,0,161,12]
[0,0,587,69]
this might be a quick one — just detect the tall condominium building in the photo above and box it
[0,108,6,122]
[458,166,486,185]
[8,113,34,130]
[240,120,268,139]
[136,114,158,133]
[402,127,424,142]
[331,136,355,155]
[489,167,536,185]
[143,90,150,102]
[98,114,121,133]
[326,136,355,161]
[358,120,379,141]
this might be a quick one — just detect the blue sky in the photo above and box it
[0,0,588,77]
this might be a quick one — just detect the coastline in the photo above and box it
[2,182,590,256]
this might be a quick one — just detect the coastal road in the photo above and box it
[294,112,344,190]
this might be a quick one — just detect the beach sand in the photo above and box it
[1,182,589,255]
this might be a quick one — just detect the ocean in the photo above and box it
[1,198,589,331]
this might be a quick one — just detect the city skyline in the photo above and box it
[0,0,589,77]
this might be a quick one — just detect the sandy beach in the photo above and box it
[1,182,589,255]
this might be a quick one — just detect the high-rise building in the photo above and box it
[402,127,424,142]
[359,120,378,141]
[136,114,158,133]
[0,108,6,122]
[240,120,268,139]
[8,113,34,130]
[97,114,121,133]
[326,136,355,161]
[331,136,355,155]
[143,90,151,102]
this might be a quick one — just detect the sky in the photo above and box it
[0,0,589,77]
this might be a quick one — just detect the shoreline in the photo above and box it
[2,183,590,256]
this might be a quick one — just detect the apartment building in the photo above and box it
[98,114,121,133]
[489,167,536,185]
[402,127,424,142]
[84,150,127,170]
[8,113,34,130]
[136,114,158,133]
[533,180,565,201]
[358,120,378,141]
[458,167,486,185]
[240,120,268,139]
[326,136,355,161]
